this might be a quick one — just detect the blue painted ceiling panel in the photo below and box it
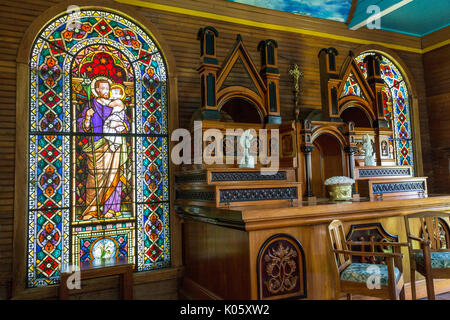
[226,0,450,37]
[227,0,352,22]
[375,0,450,36]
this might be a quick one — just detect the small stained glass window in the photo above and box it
[27,10,170,287]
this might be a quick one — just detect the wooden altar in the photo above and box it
[174,26,448,300]
[176,195,450,300]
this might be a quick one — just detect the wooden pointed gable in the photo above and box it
[216,35,267,118]
[336,56,376,122]
[338,57,374,101]
[197,29,281,124]
[319,48,382,126]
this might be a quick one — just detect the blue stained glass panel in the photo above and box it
[355,52,415,170]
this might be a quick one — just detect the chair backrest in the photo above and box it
[328,220,352,273]
[404,211,450,250]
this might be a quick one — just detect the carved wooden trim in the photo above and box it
[257,234,307,300]
[216,36,266,101]
[219,187,298,203]
[210,171,287,182]
[310,125,348,148]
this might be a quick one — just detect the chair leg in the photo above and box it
[410,267,416,300]
[425,274,435,300]
[400,286,406,300]
[347,293,352,300]
[389,286,398,300]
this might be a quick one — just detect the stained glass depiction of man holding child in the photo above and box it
[75,50,133,221]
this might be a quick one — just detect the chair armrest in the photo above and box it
[332,249,403,258]
[407,234,431,246]
[347,241,409,247]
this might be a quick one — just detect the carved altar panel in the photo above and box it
[257,234,306,300]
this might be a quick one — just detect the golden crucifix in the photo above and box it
[289,64,304,122]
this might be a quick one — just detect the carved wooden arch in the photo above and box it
[13,0,180,298]
[311,126,348,149]
[216,36,267,119]
[196,33,281,123]
[336,55,376,123]
[217,88,267,121]
[339,99,376,127]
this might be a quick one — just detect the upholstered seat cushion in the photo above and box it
[413,252,450,268]
[340,263,401,286]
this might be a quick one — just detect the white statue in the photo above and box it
[239,129,255,168]
[362,134,375,166]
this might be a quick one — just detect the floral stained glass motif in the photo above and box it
[341,72,364,98]
[355,53,414,169]
[28,10,170,288]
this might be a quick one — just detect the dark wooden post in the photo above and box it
[300,120,314,199]
[318,47,340,122]
[258,39,281,124]
[197,26,221,120]
[301,145,314,198]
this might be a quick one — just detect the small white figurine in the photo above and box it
[362,134,375,166]
[239,129,255,168]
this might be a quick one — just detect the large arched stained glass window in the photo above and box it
[27,10,170,287]
[355,52,414,170]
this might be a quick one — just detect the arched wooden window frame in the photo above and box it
[353,45,423,176]
[13,1,181,299]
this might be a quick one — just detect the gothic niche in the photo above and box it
[311,133,346,198]
[340,106,372,128]
[220,97,263,124]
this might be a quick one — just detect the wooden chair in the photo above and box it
[328,220,408,300]
[404,211,450,300]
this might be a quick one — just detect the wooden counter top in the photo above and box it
[176,194,450,231]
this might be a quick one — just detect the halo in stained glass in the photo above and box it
[27,9,170,288]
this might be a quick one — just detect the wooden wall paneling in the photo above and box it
[127,0,423,50]
[143,7,427,130]
[1,0,61,298]
[423,45,450,194]
[182,219,251,299]
[310,144,323,198]
[421,26,450,51]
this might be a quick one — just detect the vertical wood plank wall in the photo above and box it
[424,45,450,194]
[0,0,443,298]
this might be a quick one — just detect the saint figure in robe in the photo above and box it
[77,77,130,220]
